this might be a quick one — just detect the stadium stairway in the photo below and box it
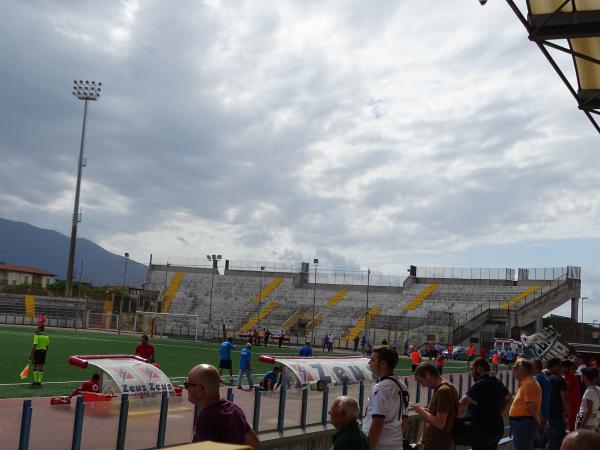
[24,295,35,318]
[325,289,348,307]
[252,277,282,304]
[500,285,541,310]
[281,310,300,332]
[344,306,381,340]
[161,272,185,313]
[404,284,438,312]
[239,302,280,333]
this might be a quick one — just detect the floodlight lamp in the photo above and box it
[124,252,129,258]
[206,255,211,261]
[217,255,222,260]
[261,266,265,271]
[314,258,319,264]
[212,254,216,260]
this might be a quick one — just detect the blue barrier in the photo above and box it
[358,381,365,419]
[116,393,130,450]
[71,396,85,450]
[157,391,169,448]
[19,399,32,450]
[321,388,329,426]
[252,386,261,432]
[277,385,286,432]
[300,385,308,428]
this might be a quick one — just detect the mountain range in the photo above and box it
[0,218,147,287]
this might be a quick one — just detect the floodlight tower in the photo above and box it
[65,80,102,298]
[207,254,222,339]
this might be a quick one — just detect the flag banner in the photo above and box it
[521,326,574,362]
[68,355,173,397]
[19,363,29,380]
[259,355,373,389]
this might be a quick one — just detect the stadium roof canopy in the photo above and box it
[507,0,600,133]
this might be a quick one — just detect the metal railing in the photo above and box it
[452,273,571,338]
[227,260,303,273]
[7,368,519,449]
[416,266,516,281]
[522,266,580,281]
[313,268,406,287]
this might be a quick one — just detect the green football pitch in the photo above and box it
[0,325,480,399]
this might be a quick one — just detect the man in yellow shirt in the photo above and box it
[509,359,543,450]
[29,325,49,386]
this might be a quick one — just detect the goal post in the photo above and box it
[133,311,201,339]
[86,312,119,331]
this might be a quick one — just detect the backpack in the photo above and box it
[379,375,409,419]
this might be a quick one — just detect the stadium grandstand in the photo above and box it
[135,259,581,349]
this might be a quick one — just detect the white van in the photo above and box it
[493,338,523,355]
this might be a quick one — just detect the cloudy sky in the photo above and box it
[1,0,599,321]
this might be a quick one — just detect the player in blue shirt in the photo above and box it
[299,342,313,357]
[237,343,254,390]
[219,337,236,384]
[260,366,281,391]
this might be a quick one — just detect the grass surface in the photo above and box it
[0,324,483,399]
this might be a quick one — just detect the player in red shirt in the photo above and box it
[68,373,100,399]
[135,335,156,363]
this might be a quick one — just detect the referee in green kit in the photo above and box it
[29,325,49,386]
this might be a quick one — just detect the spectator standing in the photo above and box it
[404,340,409,356]
[392,337,399,353]
[411,362,458,450]
[237,343,254,390]
[434,343,443,359]
[532,358,552,450]
[135,335,156,363]
[299,342,313,357]
[263,329,271,347]
[278,330,284,348]
[491,352,501,374]
[218,337,235,384]
[547,357,569,450]
[29,325,49,386]
[467,344,476,365]
[328,334,334,352]
[362,345,408,450]
[186,364,260,449]
[435,352,445,374]
[575,367,600,430]
[322,334,329,351]
[457,357,512,450]
[329,396,369,450]
[353,335,360,353]
[507,349,515,367]
[410,347,422,373]
[562,360,581,431]
[365,344,373,357]
[360,334,367,354]
[427,343,433,360]
[508,359,543,450]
